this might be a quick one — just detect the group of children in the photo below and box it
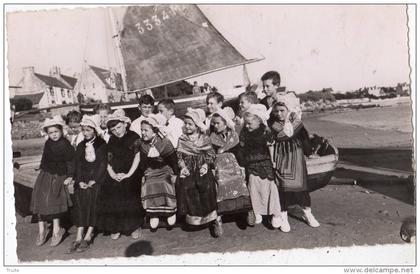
[30,70,320,253]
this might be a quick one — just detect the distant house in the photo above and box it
[74,63,124,103]
[367,86,384,97]
[12,66,78,109]
[396,82,411,96]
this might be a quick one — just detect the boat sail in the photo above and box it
[80,4,263,117]
[119,5,259,92]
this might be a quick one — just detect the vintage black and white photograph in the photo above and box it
[3,2,416,267]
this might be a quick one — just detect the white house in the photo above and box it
[367,86,384,97]
[74,63,124,103]
[13,66,78,109]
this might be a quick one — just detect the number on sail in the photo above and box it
[144,19,153,31]
[135,22,145,34]
[152,15,161,26]
[162,10,170,20]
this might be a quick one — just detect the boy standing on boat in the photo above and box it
[94,104,112,143]
[131,94,155,136]
[205,91,224,130]
[157,99,184,148]
[260,71,302,119]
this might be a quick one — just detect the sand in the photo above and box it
[318,104,412,133]
[303,104,413,149]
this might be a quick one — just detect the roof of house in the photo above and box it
[12,92,44,105]
[60,74,77,88]
[34,73,70,89]
[89,65,123,90]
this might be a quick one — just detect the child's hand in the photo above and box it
[63,177,73,186]
[116,173,128,182]
[87,180,96,188]
[199,164,208,177]
[180,167,190,178]
[272,161,276,168]
[79,181,89,189]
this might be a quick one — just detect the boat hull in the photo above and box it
[79,87,245,120]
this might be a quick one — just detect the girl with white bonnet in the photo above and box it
[96,109,143,240]
[210,107,252,236]
[30,115,74,247]
[176,108,219,236]
[138,113,179,230]
[268,100,320,232]
[239,104,284,230]
[68,114,107,253]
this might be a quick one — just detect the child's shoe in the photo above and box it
[212,216,223,238]
[279,211,291,232]
[111,232,121,240]
[67,241,81,254]
[302,208,320,228]
[150,217,159,229]
[131,228,142,239]
[271,215,282,229]
[167,214,176,226]
[247,210,256,226]
[35,229,49,247]
[76,239,92,253]
[255,213,263,224]
[50,228,65,247]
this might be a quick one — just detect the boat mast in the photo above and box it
[108,7,129,95]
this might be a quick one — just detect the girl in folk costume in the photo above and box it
[176,108,220,236]
[68,115,107,253]
[239,104,284,230]
[268,101,320,232]
[210,107,252,236]
[96,109,143,240]
[30,116,74,247]
[138,114,179,229]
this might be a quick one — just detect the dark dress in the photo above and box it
[139,136,179,218]
[269,118,313,208]
[73,137,107,227]
[96,130,143,234]
[30,137,74,221]
[176,134,218,225]
[238,125,274,181]
[210,130,251,214]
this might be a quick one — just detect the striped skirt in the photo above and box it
[273,140,308,192]
[141,165,177,217]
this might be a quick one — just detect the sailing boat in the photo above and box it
[13,4,338,217]
[79,5,261,119]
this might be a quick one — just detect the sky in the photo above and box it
[6,4,410,93]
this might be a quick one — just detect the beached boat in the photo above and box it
[306,139,339,192]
